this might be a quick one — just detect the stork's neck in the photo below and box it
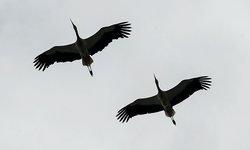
[74,28,85,48]
[73,27,81,40]
[155,80,163,93]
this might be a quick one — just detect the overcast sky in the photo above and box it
[1,0,250,150]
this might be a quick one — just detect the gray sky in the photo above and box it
[1,0,250,149]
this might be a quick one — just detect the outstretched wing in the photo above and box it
[34,43,81,71]
[167,76,211,106]
[116,95,163,123]
[85,22,131,56]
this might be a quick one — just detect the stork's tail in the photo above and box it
[87,66,93,77]
[171,116,176,125]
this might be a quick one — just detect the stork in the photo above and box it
[116,75,211,125]
[33,20,131,76]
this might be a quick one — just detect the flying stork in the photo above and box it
[33,20,131,76]
[116,75,211,125]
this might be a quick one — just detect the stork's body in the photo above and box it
[116,75,211,125]
[154,75,176,125]
[71,20,94,75]
[34,20,131,76]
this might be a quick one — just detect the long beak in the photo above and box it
[70,19,75,26]
[153,74,158,82]
[153,74,156,79]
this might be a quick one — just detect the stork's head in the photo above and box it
[154,74,159,85]
[70,19,77,31]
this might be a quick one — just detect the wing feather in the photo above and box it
[116,95,163,123]
[86,22,131,56]
[167,76,211,106]
[34,43,81,71]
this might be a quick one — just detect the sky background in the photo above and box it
[1,0,250,150]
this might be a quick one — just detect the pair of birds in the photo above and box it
[34,20,211,125]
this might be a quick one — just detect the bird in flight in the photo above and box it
[34,20,131,76]
[116,75,211,125]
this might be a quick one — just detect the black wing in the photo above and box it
[34,43,81,71]
[167,76,211,106]
[116,95,163,123]
[85,22,131,56]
